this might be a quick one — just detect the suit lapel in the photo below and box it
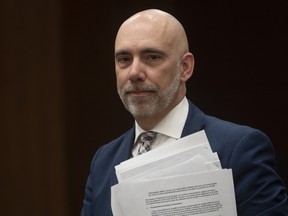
[110,128,135,186]
[181,100,206,137]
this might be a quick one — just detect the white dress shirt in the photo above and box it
[132,97,189,157]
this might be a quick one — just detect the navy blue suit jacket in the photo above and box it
[81,100,288,215]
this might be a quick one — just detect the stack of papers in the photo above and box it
[111,130,237,216]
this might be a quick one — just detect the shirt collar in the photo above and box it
[134,97,189,142]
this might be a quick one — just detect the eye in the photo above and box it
[143,54,164,66]
[116,55,132,67]
[145,54,161,61]
[117,55,131,63]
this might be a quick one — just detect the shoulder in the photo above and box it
[203,114,273,159]
[205,115,268,142]
[186,99,270,147]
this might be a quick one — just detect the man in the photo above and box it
[81,9,288,215]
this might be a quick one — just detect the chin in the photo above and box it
[129,107,157,119]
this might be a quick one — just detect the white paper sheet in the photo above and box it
[112,169,237,216]
[116,130,211,172]
[111,130,237,216]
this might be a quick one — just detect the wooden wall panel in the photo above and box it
[0,0,68,215]
[1,1,287,216]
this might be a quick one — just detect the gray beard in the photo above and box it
[118,73,181,118]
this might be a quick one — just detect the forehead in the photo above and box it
[115,20,174,54]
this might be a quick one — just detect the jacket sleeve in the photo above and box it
[229,129,288,215]
[80,146,104,216]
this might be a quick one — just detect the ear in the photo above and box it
[180,52,195,82]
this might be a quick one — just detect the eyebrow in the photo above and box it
[114,50,130,58]
[141,48,166,56]
[115,48,166,58]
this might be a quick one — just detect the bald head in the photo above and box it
[114,9,194,129]
[115,9,189,56]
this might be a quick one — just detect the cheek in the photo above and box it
[154,70,178,89]
[115,70,127,87]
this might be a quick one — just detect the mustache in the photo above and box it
[122,83,157,93]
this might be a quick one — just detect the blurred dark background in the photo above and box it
[1,0,287,215]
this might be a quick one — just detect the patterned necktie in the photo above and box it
[136,131,157,155]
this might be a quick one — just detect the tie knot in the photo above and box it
[136,131,157,155]
[139,131,157,142]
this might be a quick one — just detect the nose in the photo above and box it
[128,59,145,82]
